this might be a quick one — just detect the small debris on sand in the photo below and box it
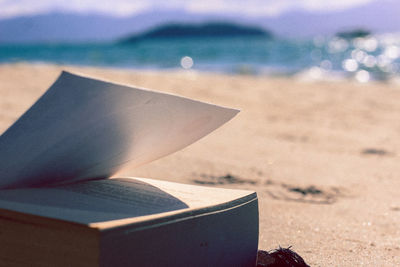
[256,247,310,267]
[192,173,257,185]
[361,148,390,156]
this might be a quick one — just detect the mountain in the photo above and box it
[120,22,271,43]
[257,0,400,37]
[0,1,399,43]
[336,29,371,39]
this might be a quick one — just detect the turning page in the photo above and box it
[0,71,238,188]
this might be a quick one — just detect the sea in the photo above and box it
[1,34,399,82]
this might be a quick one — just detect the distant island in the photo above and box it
[336,29,371,39]
[120,22,272,43]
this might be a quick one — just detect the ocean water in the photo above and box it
[1,34,399,82]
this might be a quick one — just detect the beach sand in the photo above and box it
[1,63,400,266]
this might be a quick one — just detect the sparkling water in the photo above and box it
[1,34,399,82]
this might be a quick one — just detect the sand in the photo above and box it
[1,63,400,266]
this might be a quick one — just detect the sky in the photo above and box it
[0,0,379,19]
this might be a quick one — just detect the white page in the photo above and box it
[0,71,238,189]
[0,178,190,223]
[0,177,252,224]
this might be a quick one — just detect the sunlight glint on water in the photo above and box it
[0,34,399,82]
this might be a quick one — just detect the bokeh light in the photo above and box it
[180,56,194,69]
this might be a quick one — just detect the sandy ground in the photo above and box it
[1,63,400,266]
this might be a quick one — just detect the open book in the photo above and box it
[0,72,259,267]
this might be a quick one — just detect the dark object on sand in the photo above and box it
[193,173,257,185]
[288,185,322,196]
[361,148,389,156]
[256,247,310,267]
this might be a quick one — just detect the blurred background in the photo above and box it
[0,0,399,82]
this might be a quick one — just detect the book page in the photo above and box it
[0,71,238,189]
[0,177,253,224]
[0,178,189,224]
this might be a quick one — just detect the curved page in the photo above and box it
[0,71,238,188]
